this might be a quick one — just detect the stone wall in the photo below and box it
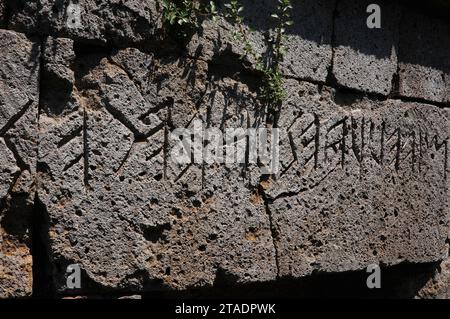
[0,0,449,298]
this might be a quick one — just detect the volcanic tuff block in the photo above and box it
[332,0,400,95]
[398,11,450,104]
[268,79,450,277]
[38,42,276,293]
[0,29,40,297]
[8,0,162,45]
[188,0,335,82]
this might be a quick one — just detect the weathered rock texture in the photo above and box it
[0,29,40,297]
[0,0,449,298]
[332,0,400,95]
[37,42,276,292]
[8,0,163,46]
[270,81,449,277]
[188,0,336,83]
[416,258,450,298]
[398,10,450,104]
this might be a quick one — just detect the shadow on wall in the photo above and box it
[3,0,449,72]
[231,0,449,71]
[143,262,440,299]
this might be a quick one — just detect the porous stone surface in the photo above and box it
[268,79,450,277]
[0,0,449,298]
[37,39,450,292]
[0,29,40,298]
[187,0,335,83]
[332,0,400,95]
[398,11,450,104]
[37,41,276,293]
[416,257,450,299]
[8,0,162,46]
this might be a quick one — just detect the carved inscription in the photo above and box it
[285,112,448,180]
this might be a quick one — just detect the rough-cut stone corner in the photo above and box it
[398,11,450,104]
[0,29,40,298]
[416,257,450,299]
[268,79,450,278]
[332,0,400,95]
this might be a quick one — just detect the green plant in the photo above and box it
[160,0,218,38]
[225,0,293,110]
[160,0,293,112]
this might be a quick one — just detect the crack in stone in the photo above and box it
[257,178,281,279]
[2,1,449,297]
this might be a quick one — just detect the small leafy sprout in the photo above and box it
[225,0,293,111]
[160,0,294,113]
[160,0,219,39]
[206,1,219,21]
[161,0,193,26]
